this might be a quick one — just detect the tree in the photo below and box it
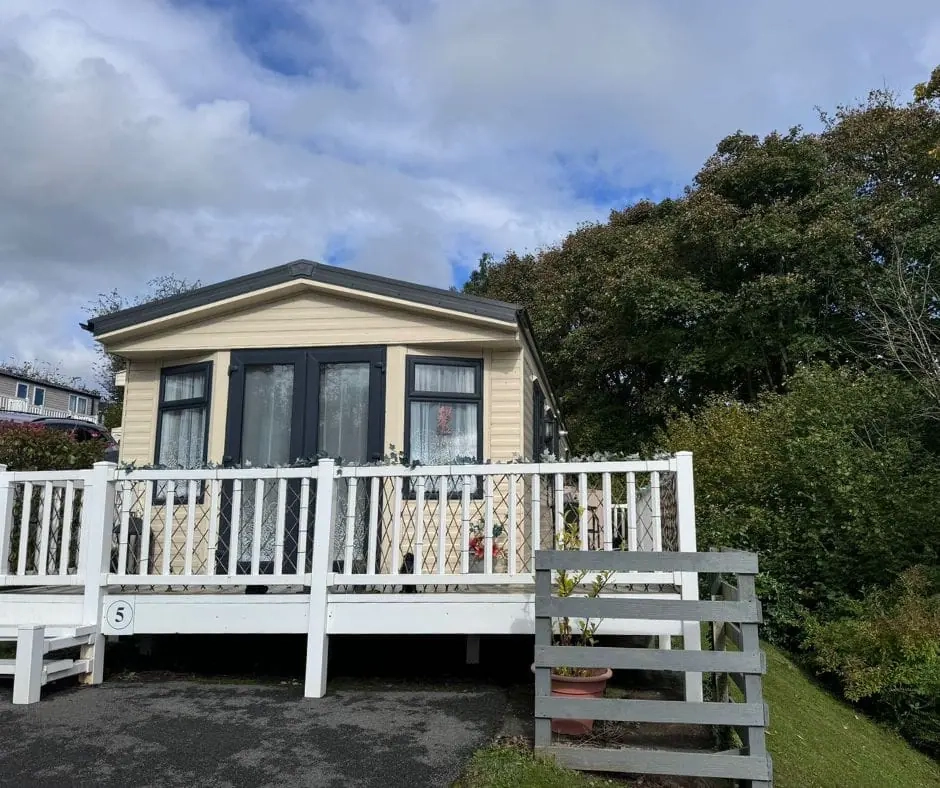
[657,366,940,641]
[858,248,940,417]
[85,274,203,402]
[0,358,91,393]
[914,64,940,160]
[463,69,940,452]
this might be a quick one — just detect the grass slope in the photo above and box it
[762,643,939,788]
[457,643,940,788]
[456,746,608,788]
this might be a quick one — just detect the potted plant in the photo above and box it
[542,511,616,735]
[468,519,507,573]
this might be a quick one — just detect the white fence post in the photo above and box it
[305,459,335,699]
[675,451,703,702]
[0,465,13,574]
[79,461,117,685]
[12,624,44,704]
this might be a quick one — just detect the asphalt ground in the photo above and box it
[0,678,508,788]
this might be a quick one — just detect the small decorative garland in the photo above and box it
[118,445,671,473]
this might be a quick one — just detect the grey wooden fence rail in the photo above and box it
[533,549,772,787]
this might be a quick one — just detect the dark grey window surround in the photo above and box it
[404,356,484,499]
[153,362,212,503]
[216,345,386,577]
[533,381,545,459]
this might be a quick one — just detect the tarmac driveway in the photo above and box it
[0,679,507,787]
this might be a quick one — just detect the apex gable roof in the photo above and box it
[82,259,522,337]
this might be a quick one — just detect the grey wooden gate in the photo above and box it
[534,549,772,786]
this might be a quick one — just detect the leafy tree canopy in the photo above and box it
[85,274,202,400]
[465,76,940,452]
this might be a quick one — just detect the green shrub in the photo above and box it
[101,401,123,430]
[657,366,940,753]
[803,567,940,757]
[658,366,940,639]
[0,422,106,471]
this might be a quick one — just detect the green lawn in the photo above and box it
[762,643,940,788]
[455,746,609,788]
[457,643,940,788]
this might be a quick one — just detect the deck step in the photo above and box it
[3,624,99,704]
[0,624,92,640]
[42,657,91,682]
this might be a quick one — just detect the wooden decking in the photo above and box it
[2,581,681,595]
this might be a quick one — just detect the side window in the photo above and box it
[155,363,212,501]
[532,382,558,459]
[532,383,545,459]
[406,358,483,466]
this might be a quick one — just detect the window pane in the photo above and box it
[241,365,294,465]
[68,394,88,414]
[409,402,478,464]
[318,363,370,462]
[164,371,206,402]
[33,388,45,406]
[414,363,476,394]
[157,407,206,467]
[238,364,294,566]
[319,363,372,567]
[16,383,28,399]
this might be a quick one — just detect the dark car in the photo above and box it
[30,418,119,463]
[0,413,119,463]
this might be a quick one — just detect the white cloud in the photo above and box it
[0,0,938,388]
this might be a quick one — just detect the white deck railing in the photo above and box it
[0,455,696,591]
[0,396,98,423]
[0,469,90,586]
[0,454,701,704]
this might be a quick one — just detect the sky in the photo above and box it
[1,0,939,390]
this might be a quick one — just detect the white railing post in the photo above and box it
[305,459,335,699]
[13,624,44,704]
[79,461,117,685]
[675,451,703,702]
[0,465,13,574]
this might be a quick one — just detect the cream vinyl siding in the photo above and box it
[109,288,523,471]
[104,283,549,574]
[119,360,160,465]
[487,349,523,461]
[106,288,515,355]
[119,354,222,466]
[522,350,536,460]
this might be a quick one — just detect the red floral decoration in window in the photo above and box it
[436,404,453,436]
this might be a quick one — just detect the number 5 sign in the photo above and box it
[105,599,135,634]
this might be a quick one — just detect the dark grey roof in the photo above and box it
[82,259,521,336]
[0,369,101,399]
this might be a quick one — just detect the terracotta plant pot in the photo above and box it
[533,665,613,735]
